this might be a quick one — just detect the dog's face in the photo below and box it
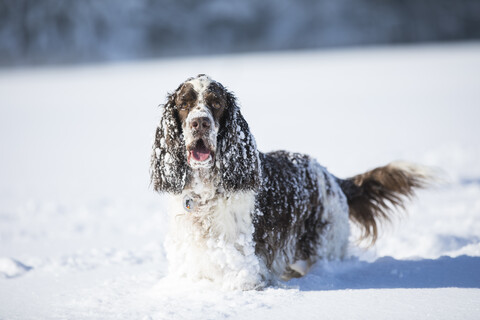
[152,74,260,193]
[175,75,227,169]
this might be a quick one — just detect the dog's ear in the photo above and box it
[217,91,261,193]
[151,90,189,194]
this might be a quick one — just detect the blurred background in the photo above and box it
[1,0,480,67]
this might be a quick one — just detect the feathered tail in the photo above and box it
[338,162,433,244]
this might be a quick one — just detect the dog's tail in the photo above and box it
[338,162,433,245]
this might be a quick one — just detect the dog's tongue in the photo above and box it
[191,141,210,162]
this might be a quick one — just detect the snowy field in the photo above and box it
[1,42,480,319]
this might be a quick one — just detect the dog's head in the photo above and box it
[151,74,261,194]
[175,75,226,169]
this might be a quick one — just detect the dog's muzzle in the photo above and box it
[186,116,216,167]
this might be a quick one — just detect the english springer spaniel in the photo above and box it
[151,74,429,290]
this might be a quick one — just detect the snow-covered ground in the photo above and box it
[1,42,480,319]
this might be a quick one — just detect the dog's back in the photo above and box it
[252,152,431,280]
[253,151,351,279]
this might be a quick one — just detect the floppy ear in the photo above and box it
[217,92,261,193]
[151,92,189,194]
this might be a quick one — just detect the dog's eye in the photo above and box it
[179,102,188,110]
[211,102,221,109]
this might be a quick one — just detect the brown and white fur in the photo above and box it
[151,74,430,290]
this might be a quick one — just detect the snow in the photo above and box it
[1,42,480,319]
[0,258,32,278]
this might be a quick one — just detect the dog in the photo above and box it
[151,74,430,290]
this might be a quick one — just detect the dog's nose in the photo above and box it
[190,117,211,132]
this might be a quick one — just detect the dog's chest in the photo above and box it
[166,174,262,289]
[179,171,256,242]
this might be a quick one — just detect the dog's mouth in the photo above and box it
[188,139,214,165]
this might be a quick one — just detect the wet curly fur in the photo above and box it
[151,74,430,289]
